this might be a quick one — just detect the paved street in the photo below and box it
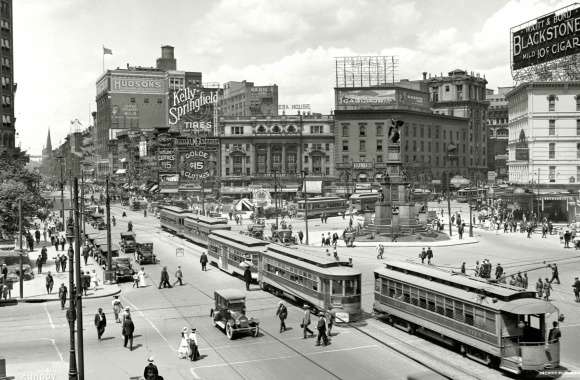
[2,202,580,379]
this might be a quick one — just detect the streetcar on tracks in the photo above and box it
[159,206,192,235]
[373,261,562,375]
[259,244,362,322]
[182,215,231,246]
[296,196,348,219]
[207,230,269,281]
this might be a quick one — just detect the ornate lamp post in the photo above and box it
[65,216,77,379]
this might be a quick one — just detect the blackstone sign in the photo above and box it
[168,86,217,133]
[512,6,580,70]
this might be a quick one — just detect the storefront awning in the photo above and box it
[160,188,179,194]
[115,169,127,175]
[149,185,159,193]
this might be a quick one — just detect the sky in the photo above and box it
[13,0,572,155]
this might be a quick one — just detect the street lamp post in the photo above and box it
[73,178,84,379]
[18,199,23,299]
[301,170,309,245]
[57,156,65,232]
[104,177,113,284]
[66,218,77,379]
[201,178,206,216]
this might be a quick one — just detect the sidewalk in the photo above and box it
[20,240,120,303]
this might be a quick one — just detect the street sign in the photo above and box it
[176,247,184,257]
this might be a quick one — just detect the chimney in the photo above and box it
[422,72,427,80]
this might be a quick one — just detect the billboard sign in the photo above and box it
[110,75,166,94]
[168,86,217,134]
[512,5,580,70]
[337,89,396,106]
[157,147,176,172]
[179,148,213,181]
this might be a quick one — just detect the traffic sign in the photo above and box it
[176,247,184,257]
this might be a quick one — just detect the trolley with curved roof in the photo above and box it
[373,261,562,375]
[182,215,231,246]
[260,244,362,322]
[207,230,268,280]
[159,206,191,235]
[296,196,348,218]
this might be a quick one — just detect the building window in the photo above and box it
[225,156,229,164]
[360,140,366,152]
[157,98,162,104]
[342,124,349,137]
[549,142,555,159]
[427,128,431,138]
[549,120,555,136]
[376,155,383,162]
[232,126,244,135]
[377,141,383,151]
[225,168,230,176]
[577,143,580,159]
[360,125,366,137]
[360,155,366,161]
[144,98,149,104]
[576,96,580,111]
[456,84,463,100]
[310,125,323,134]
[325,143,329,151]
[577,120,580,136]
[549,166,556,182]
[304,156,308,163]
[247,168,251,175]
[376,124,384,136]
[420,127,424,138]
[445,85,449,92]
[413,126,416,137]
[342,155,349,163]
[342,140,348,151]
[548,95,556,112]
[577,166,580,183]
[130,98,135,103]
[325,167,330,175]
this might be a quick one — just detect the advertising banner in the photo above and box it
[337,89,396,106]
[110,75,166,94]
[303,180,322,194]
[512,6,580,70]
[168,86,217,134]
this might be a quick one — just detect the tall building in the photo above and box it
[421,69,489,183]
[0,0,14,154]
[507,81,580,188]
[333,83,469,191]
[487,87,512,181]
[220,81,278,117]
[42,129,52,161]
[218,114,335,198]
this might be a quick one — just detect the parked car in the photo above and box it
[134,242,156,265]
[111,257,134,282]
[120,232,137,254]
[210,289,259,340]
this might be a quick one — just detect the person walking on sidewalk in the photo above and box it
[243,267,252,291]
[94,307,107,341]
[58,284,67,310]
[45,271,54,294]
[36,254,43,274]
[573,277,580,302]
[60,252,67,272]
[82,245,90,266]
[315,313,329,346]
[426,247,433,264]
[53,235,59,251]
[158,267,172,289]
[302,305,314,338]
[55,252,61,272]
[173,266,183,286]
[112,296,123,323]
[420,248,426,264]
[34,229,41,244]
[200,252,208,271]
[275,301,288,333]
[59,236,66,251]
[543,278,552,301]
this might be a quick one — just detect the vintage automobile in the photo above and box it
[111,257,134,282]
[210,289,259,340]
[0,252,34,281]
[270,229,296,245]
[120,232,137,254]
[134,242,156,265]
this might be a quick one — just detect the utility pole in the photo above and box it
[302,171,309,245]
[18,199,23,299]
[58,156,65,232]
[274,169,279,230]
[104,177,113,284]
[73,178,84,379]
[80,170,85,240]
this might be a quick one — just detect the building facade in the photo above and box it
[0,0,14,154]
[333,85,470,190]
[422,69,489,183]
[218,114,335,198]
[507,81,580,188]
[487,87,512,181]
[220,81,278,117]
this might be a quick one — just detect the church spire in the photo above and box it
[46,129,52,151]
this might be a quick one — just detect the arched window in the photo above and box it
[547,95,556,112]
[287,125,296,133]
[257,125,266,134]
[271,125,280,133]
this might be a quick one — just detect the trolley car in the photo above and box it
[207,230,269,280]
[349,192,379,212]
[373,261,561,375]
[260,244,362,322]
[182,215,231,246]
[296,196,348,218]
[159,206,191,235]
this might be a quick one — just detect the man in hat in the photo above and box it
[572,277,580,302]
[143,357,159,379]
[94,307,107,341]
[158,266,172,289]
[243,266,252,291]
[58,283,67,310]
[200,252,208,271]
[112,295,123,323]
[122,306,131,323]
[122,313,135,350]
[315,312,329,346]
[275,301,288,333]
[302,304,314,338]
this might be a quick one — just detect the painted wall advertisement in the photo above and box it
[512,6,580,70]
[337,89,396,106]
[168,86,217,134]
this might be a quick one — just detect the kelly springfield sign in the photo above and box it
[168,86,218,134]
[512,5,580,70]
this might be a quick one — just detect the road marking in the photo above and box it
[42,338,64,361]
[189,368,200,379]
[123,296,175,352]
[44,303,55,329]
[192,344,378,371]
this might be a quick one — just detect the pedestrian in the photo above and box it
[55,252,61,272]
[82,245,90,266]
[298,230,304,244]
[548,321,562,343]
[536,278,544,299]
[45,271,54,294]
[333,246,339,260]
[94,307,107,341]
[326,310,335,336]
[495,263,503,280]
[138,267,147,287]
[460,262,466,274]
[200,252,208,271]
[243,266,252,291]
[315,313,329,346]
[1,264,7,284]
[128,221,133,232]
[122,306,131,323]
[58,283,67,309]
[112,295,123,323]
[41,246,48,264]
[426,247,433,264]
[320,234,325,247]
[522,273,529,289]
[420,248,426,264]
[122,314,135,350]
[60,252,67,272]
[564,230,571,248]
[132,271,140,288]
[276,301,288,333]
[143,357,159,380]
[458,223,464,239]
[158,266,172,289]
[377,244,384,259]
[188,328,200,361]
[177,327,189,359]
[543,278,552,301]
[549,264,560,284]
[112,216,116,227]
[302,305,314,338]
[36,254,43,274]
[60,236,66,251]
[144,209,147,218]
[91,269,100,289]
[42,228,47,242]
[35,229,41,244]
[174,266,183,286]
[52,235,58,251]
[572,277,580,302]
[516,272,524,288]
[83,271,91,295]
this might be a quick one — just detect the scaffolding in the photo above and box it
[511,3,580,84]
[335,56,399,88]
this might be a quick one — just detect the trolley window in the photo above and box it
[419,289,427,308]
[345,279,358,296]
[464,305,474,326]
[427,292,435,312]
[444,298,454,318]
[454,302,464,322]
[332,280,343,296]
[402,284,410,303]
[410,286,419,306]
[435,295,445,315]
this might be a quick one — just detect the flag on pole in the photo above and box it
[103,46,112,55]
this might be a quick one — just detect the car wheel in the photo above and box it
[226,323,234,340]
[253,326,259,337]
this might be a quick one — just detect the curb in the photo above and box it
[19,286,121,303]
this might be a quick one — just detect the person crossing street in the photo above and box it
[275,301,288,333]
[173,266,183,286]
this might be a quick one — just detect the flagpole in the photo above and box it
[102,45,105,73]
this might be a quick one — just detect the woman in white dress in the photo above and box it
[177,327,190,359]
[138,267,147,287]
